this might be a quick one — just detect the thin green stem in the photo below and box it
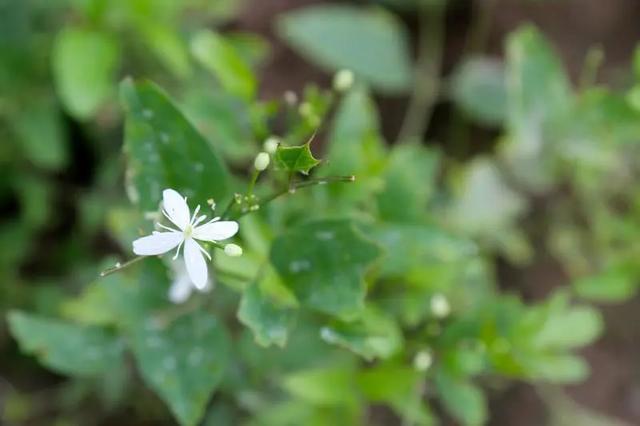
[235,175,355,219]
[396,1,445,144]
[100,256,145,277]
[247,169,260,197]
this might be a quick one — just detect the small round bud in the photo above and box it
[413,350,433,372]
[254,152,270,171]
[333,69,354,92]
[224,244,243,257]
[263,137,280,154]
[430,293,450,318]
[298,102,313,117]
[284,90,298,106]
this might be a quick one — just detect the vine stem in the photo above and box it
[396,1,445,144]
[100,256,145,277]
[235,175,355,219]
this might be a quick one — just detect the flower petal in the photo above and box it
[193,221,239,242]
[162,188,190,230]
[133,232,182,255]
[184,239,208,290]
[168,275,193,304]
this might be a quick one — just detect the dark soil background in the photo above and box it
[235,0,640,424]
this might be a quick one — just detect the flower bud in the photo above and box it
[254,152,270,171]
[224,244,243,257]
[333,69,354,92]
[430,293,450,318]
[263,137,280,154]
[413,350,433,372]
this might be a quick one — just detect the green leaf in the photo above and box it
[320,308,402,360]
[533,306,603,350]
[270,220,381,317]
[450,57,507,126]
[121,79,231,211]
[52,28,119,119]
[376,144,439,223]
[573,267,637,303]
[238,276,296,348]
[281,367,356,406]
[191,30,256,100]
[524,353,589,384]
[435,370,487,426]
[139,22,192,79]
[274,141,321,175]
[504,25,572,190]
[130,311,231,426]
[277,5,412,92]
[8,311,123,377]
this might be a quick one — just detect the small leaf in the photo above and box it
[120,79,231,211]
[238,275,296,348]
[270,220,381,317]
[8,311,123,377]
[320,308,402,360]
[435,370,487,426]
[573,267,637,303]
[274,141,321,175]
[130,311,231,426]
[450,57,507,126]
[281,367,356,406]
[52,28,119,119]
[191,30,256,100]
[277,5,412,92]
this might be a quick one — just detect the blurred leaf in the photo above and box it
[435,370,487,426]
[52,28,119,119]
[524,353,589,384]
[450,57,507,126]
[270,220,381,318]
[320,308,402,360]
[130,311,230,426]
[533,306,603,350]
[277,5,412,92]
[226,32,271,67]
[281,367,356,406]
[238,276,297,348]
[376,144,439,223]
[573,266,637,303]
[274,141,321,175]
[121,79,231,210]
[504,25,571,190]
[8,311,124,377]
[191,30,256,100]
[139,22,192,79]
[12,100,68,170]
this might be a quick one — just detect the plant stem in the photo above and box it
[100,256,145,277]
[235,175,355,219]
[396,1,445,144]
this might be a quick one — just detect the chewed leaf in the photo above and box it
[274,141,321,175]
[270,220,382,318]
[120,79,231,210]
[8,311,124,377]
[130,311,230,426]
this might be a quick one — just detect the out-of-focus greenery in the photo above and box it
[2,1,639,425]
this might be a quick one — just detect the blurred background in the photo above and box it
[2,0,640,424]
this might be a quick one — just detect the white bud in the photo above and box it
[333,69,354,92]
[430,293,450,318]
[298,102,312,117]
[263,137,280,154]
[284,90,298,105]
[413,350,433,372]
[224,244,243,257]
[254,152,270,171]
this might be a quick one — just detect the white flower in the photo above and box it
[430,293,451,318]
[133,188,239,289]
[167,258,212,304]
[413,350,433,372]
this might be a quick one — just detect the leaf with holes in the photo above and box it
[270,220,381,318]
[8,311,124,377]
[130,311,231,426]
[121,79,231,211]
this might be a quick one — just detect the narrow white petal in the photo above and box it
[162,189,190,230]
[133,232,183,255]
[193,221,239,242]
[168,275,193,304]
[184,239,208,290]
